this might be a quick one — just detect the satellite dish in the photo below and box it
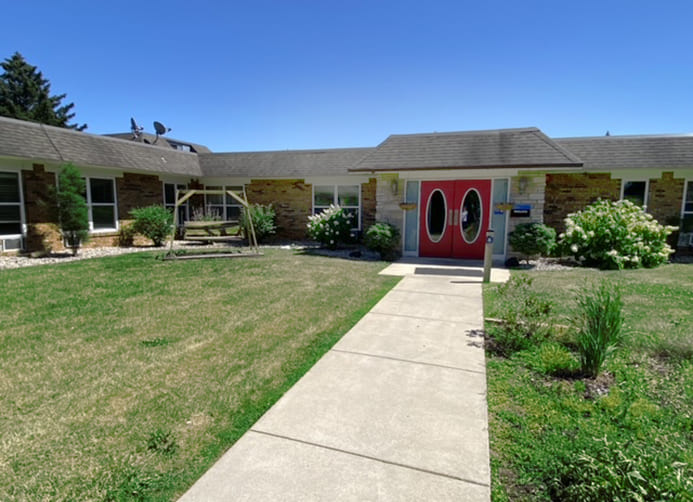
[152,120,171,144]
[154,121,168,135]
[130,117,143,139]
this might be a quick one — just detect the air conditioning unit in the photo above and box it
[0,236,23,252]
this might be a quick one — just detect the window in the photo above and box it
[313,185,361,229]
[621,180,648,208]
[164,182,188,224]
[205,186,244,221]
[0,171,22,236]
[86,177,117,231]
[683,181,693,216]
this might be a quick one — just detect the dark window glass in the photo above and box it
[90,178,115,203]
[0,172,20,203]
[623,181,647,207]
[92,206,115,229]
[427,189,446,242]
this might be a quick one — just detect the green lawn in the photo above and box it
[0,249,399,501]
[484,264,693,501]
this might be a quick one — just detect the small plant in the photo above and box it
[241,203,276,243]
[306,205,354,249]
[56,163,89,255]
[130,205,173,247]
[117,224,136,247]
[140,337,170,348]
[573,281,623,378]
[364,222,401,260]
[146,428,178,456]
[191,205,222,222]
[536,342,579,377]
[559,199,676,269]
[488,275,553,356]
[508,222,556,261]
[550,437,692,501]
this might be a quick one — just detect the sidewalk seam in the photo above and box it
[368,310,483,323]
[249,429,491,489]
[330,348,486,375]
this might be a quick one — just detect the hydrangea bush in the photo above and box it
[306,205,354,249]
[559,199,676,269]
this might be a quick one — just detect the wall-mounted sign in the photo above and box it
[510,204,531,218]
[495,203,514,211]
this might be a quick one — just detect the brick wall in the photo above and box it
[246,179,312,239]
[648,172,685,224]
[544,173,620,231]
[361,177,377,231]
[22,164,61,253]
[116,172,163,217]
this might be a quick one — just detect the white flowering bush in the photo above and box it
[307,205,354,249]
[559,199,676,269]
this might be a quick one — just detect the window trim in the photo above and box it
[620,179,649,209]
[163,182,189,225]
[682,179,693,218]
[312,184,361,230]
[85,176,118,233]
[0,170,25,238]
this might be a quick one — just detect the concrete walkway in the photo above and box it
[179,259,509,502]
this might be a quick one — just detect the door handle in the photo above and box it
[448,209,453,227]
[453,209,459,226]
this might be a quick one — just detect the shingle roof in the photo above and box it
[351,127,583,172]
[0,116,203,176]
[199,147,376,178]
[556,134,693,169]
[104,132,212,154]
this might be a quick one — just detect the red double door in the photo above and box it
[419,180,491,259]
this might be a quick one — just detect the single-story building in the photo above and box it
[1,115,692,259]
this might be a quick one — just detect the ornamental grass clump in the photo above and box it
[559,199,676,269]
[573,281,623,378]
[307,205,354,249]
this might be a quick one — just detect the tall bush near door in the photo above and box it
[56,163,89,255]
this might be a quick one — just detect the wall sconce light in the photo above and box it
[390,179,399,196]
[518,176,529,194]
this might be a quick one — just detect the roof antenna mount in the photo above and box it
[153,120,171,144]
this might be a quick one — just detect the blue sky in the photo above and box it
[2,1,693,152]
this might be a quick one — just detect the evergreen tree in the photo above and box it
[0,52,86,130]
[56,163,89,255]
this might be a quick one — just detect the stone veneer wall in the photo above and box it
[544,173,620,231]
[507,174,546,236]
[375,174,404,233]
[246,179,312,239]
[361,177,377,231]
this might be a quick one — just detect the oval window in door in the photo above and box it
[460,188,482,243]
[426,189,447,243]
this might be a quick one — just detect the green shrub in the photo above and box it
[573,281,623,378]
[130,205,173,247]
[56,163,89,255]
[559,199,676,269]
[536,342,579,377]
[117,224,136,247]
[364,222,401,260]
[509,222,556,260]
[306,205,354,249]
[241,203,276,243]
[488,275,553,356]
